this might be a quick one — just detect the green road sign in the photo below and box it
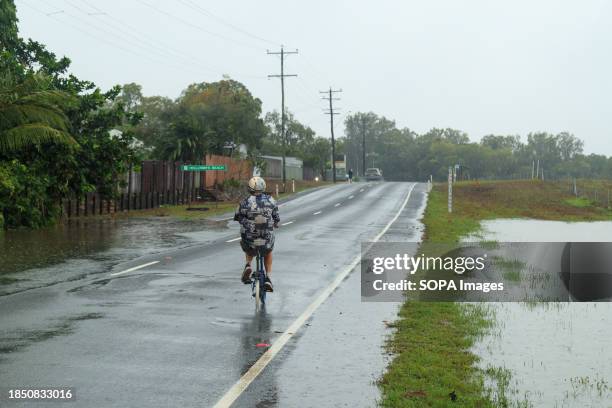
[180,165,227,171]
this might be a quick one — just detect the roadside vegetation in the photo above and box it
[379,179,612,407]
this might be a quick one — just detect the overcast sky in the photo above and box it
[14,0,612,155]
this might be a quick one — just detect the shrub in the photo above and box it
[0,160,60,228]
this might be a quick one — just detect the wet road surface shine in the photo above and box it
[0,182,427,408]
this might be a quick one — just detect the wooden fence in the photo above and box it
[61,187,214,218]
[61,154,250,218]
[59,155,317,218]
[123,154,251,195]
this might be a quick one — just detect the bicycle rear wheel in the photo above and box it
[254,280,261,311]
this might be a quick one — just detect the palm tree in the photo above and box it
[0,73,76,153]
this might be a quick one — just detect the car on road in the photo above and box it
[364,168,384,181]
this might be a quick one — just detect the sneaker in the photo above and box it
[241,264,252,284]
[264,277,274,292]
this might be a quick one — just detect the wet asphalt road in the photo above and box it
[0,181,427,407]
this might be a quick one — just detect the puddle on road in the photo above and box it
[471,219,612,407]
[0,217,231,295]
[0,312,104,357]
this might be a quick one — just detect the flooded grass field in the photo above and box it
[473,219,612,408]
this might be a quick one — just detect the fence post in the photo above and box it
[448,166,453,213]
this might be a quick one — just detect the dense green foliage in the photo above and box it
[342,112,611,181]
[123,83,332,177]
[123,79,268,162]
[0,0,138,228]
[0,73,76,153]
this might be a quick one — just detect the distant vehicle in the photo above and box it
[364,168,384,181]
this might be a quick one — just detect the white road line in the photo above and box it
[334,203,341,207]
[212,183,416,408]
[226,237,241,243]
[313,211,322,215]
[110,261,159,277]
[348,195,354,199]
[281,221,294,226]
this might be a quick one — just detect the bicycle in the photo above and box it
[250,211,269,311]
[251,238,268,311]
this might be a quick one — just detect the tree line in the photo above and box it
[120,82,331,178]
[341,112,611,182]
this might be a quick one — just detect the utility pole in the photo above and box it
[268,46,298,188]
[321,87,342,183]
[361,115,367,176]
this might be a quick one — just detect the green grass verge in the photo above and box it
[380,302,494,407]
[563,197,592,208]
[379,179,612,407]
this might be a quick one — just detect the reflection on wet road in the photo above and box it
[0,182,428,408]
[0,217,228,295]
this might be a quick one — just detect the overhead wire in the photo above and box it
[18,0,194,75]
[134,0,264,52]
[177,0,281,47]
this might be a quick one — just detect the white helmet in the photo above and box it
[248,176,266,194]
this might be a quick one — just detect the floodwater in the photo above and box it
[0,217,231,296]
[471,219,612,407]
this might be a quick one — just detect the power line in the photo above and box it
[23,0,267,82]
[177,0,280,47]
[74,0,266,79]
[268,46,298,187]
[60,0,219,74]
[135,0,263,52]
[320,87,342,183]
[20,0,185,71]
[74,0,227,74]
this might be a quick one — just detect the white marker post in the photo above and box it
[292,179,295,193]
[448,166,453,213]
[275,184,279,198]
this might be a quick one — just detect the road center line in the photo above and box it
[226,237,241,243]
[212,183,417,408]
[110,261,160,277]
[348,195,354,199]
[313,211,322,215]
[334,203,341,207]
[281,221,294,226]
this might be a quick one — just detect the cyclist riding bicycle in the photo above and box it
[234,176,280,292]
